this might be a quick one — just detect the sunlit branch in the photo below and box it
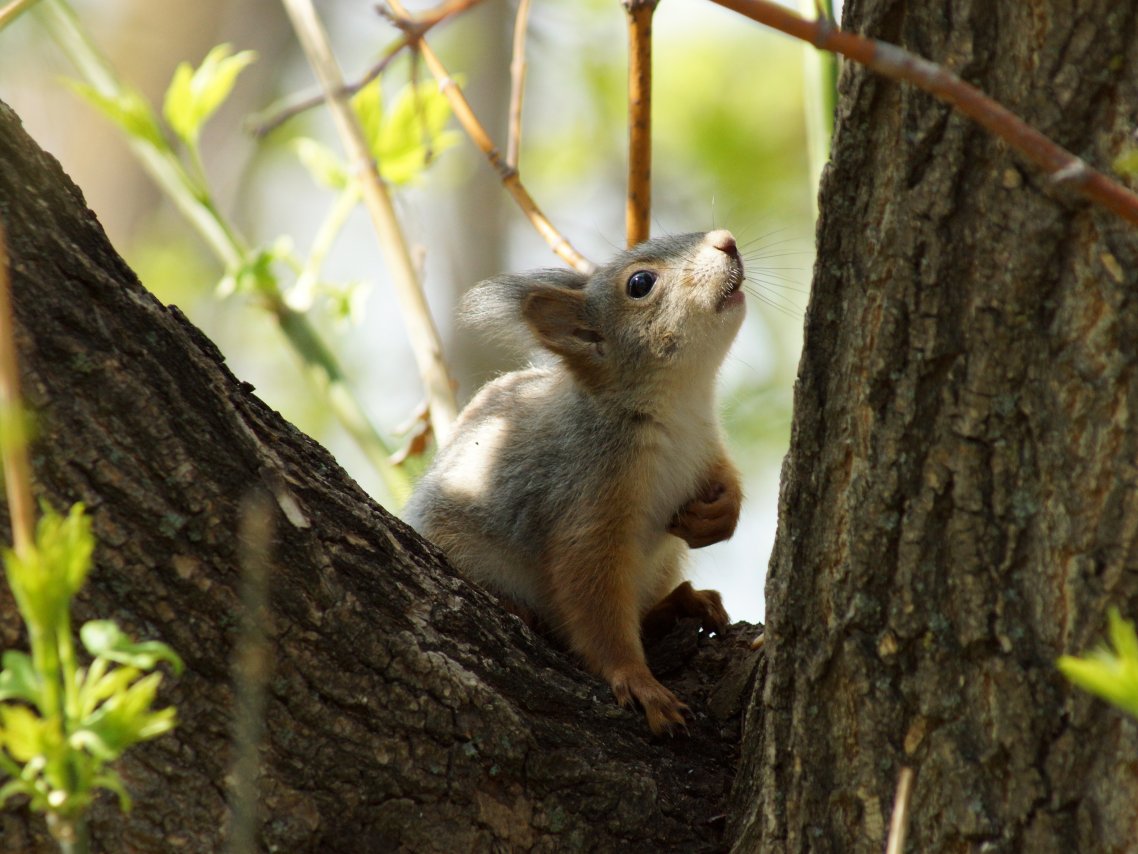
[282,0,460,443]
[712,0,1138,226]
[506,0,532,170]
[250,0,485,137]
[624,0,658,247]
[0,221,35,557]
[383,0,596,273]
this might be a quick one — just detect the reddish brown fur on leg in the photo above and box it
[545,519,690,735]
[668,455,742,548]
[641,581,730,642]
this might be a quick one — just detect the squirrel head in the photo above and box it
[462,230,745,396]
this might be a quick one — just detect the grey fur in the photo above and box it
[405,230,745,619]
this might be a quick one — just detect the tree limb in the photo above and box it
[0,221,34,556]
[624,0,658,247]
[711,0,1138,226]
[506,0,532,171]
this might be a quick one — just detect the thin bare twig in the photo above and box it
[281,0,459,443]
[624,0,658,247]
[506,0,532,170]
[711,0,1138,226]
[251,0,484,137]
[384,0,595,273]
[0,220,35,557]
[885,766,915,854]
[249,40,404,138]
[0,0,39,31]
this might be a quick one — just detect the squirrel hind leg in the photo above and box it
[641,581,730,643]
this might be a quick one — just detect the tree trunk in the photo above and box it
[732,1,1138,851]
[0,101,761,852]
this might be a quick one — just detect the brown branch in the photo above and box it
[506,0,533,170]
[711,0,1138,227]
[248,40,405,138]
[281,0,460,442]
[0,219,34,556]
[624,0,657,247]
[249,0,484,138]
[0,0,39,31]
[885,766,915,854]
[384,0,596,273]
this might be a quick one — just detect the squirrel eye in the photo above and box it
[626,270,657,299]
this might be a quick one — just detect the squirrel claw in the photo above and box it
[609,666,689,736]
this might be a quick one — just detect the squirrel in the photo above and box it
[404,230,746,735]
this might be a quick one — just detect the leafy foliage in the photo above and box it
[65,81,165,149]
[163,44,257,145]
[1058,608,1138,718]
[0,505,182,824]
[292,78,460,189]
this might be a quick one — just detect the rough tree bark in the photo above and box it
[0,101,762,852]
[732,1,1138,852]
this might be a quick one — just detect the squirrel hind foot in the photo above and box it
[609,665,691,736]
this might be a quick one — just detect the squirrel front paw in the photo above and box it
[609,665,690,736]
[668,480,740,548]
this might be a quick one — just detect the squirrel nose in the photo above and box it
[706,229,738,257]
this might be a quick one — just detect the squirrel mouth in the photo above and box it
[716,268,745,312]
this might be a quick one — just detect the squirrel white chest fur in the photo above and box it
[405,230,746,735]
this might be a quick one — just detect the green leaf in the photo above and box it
[74,672,176,761]
[1114,146,1138,179]
[325,280,370,326]
[76,662,139,720]
[1107,607,1138,661]
[52,503,95,596]
[0,651,41,706]
[293,137,350,190]
[351,79,384,154]
[376,80,457,185]
[0,704,48,764]
[349,79,457,186]
[1,504,92,632]
[80,621,184,675]
[223,245,285,298]
[66,80,165,148]
[1058,609,1138,718]
[163,43,257,143]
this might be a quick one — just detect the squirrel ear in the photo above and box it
[523,287,607,361]
[461,269,589,355]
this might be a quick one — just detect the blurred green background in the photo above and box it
[1,0,826,622]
